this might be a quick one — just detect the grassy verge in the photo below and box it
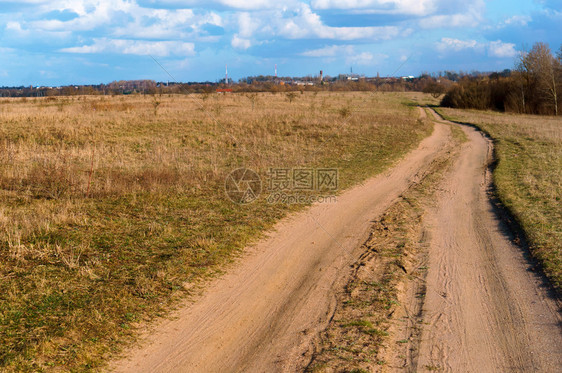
[0,92,433,371]
[436,107,561,290]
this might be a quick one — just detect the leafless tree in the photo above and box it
[518,42,559,115]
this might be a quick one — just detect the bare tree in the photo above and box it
[515,47,535,114]
[556,45,562,115]
[422,80,447,98]
[519,42,559,115]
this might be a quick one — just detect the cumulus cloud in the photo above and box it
[311,0,436,15]
[5,21,29,35]
[488,40,517,58]
[436,38,517,58]
[216,0,281,9]
[301,45,387,66]
[258,3,401,40]
[112,9,223,40]
[28,0,136,32]
[419,13,481,28]
[301,45,355,57]
[5,19,71,40]
[236,12,260,38]
[437,38,481,52]
[503,15,532,26]
[231,35,252,49]
[417,0,484,28]
[346,51,377,65]
[60,38,195,57]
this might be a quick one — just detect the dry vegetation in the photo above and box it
[437,107,562,289]
[441,42,561,115]
[0,92,432,371]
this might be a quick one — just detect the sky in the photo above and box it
[0,0,560,86]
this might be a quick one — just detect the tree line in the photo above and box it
[441,42,561,115]
[0,77,452,97]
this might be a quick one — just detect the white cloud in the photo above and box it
[418,0,484,28]
[436,38,517,58]
[488,40,517,58]
[216,0,279,9]
[437,37,480,52]
[503,15,532,26]
[301,45,354,57]
[346,52,376,65]
[60,38,195,57]
[231,35,252,49]
[5,20,71,39]
[29,0,136,32]
[420,12,480,28]
[274,4,400,40]
[301,45,386,66]
[310,0,437,15]
[111,9,217,40]
[0,0,49,4]
[224,3,401,42]
[5,21,29,35]
[237,12,260,38]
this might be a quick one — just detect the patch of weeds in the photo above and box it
[425,364,441,371]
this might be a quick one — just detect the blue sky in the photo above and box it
[0,0,560,86]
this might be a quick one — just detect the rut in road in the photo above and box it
[110,108,451,373]
[385,109,562,372]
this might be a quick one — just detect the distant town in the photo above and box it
[0,70,509,97]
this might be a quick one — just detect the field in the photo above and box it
[436,107,562,289]
[0,92,432,371]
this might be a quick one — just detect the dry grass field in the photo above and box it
[437,108,562,289]
[0,92,432,371]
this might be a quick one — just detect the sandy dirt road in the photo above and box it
[111,109,452,373]
[396,110,562,372]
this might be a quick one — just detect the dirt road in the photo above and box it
[111,108,561,372]
[111,109,451,372]
[399,110,561,372]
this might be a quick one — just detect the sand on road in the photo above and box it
[390,109,562,372]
